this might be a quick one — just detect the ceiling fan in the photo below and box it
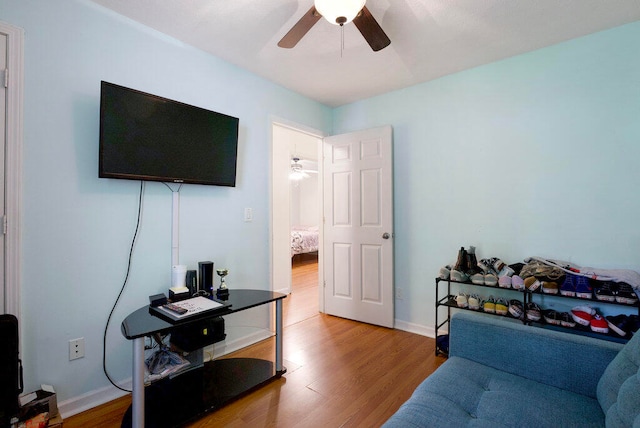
[278,0,391,52]
[290,157,318,181]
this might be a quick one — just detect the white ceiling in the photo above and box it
[89,0,640,107]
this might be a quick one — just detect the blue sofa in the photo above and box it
[384,312,640,427]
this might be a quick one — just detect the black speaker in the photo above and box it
[198,261,214,292]
[185,270,197,295]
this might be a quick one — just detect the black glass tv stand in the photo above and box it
[120,289,286,427]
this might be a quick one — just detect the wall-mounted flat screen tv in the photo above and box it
[99,81,239,186]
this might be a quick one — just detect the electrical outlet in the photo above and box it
[69,338,85,361]
[395,287,404,300]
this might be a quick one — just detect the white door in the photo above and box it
[323,126,393,327]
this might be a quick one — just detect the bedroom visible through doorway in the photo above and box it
[271,122,323,316]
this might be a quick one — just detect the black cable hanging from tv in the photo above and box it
[102,181,145,393]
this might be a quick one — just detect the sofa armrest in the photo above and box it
[449,312,623,397]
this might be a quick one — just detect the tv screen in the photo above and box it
[99,81,239,186]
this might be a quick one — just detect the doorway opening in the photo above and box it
[271,122,323,325]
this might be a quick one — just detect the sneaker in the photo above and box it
[525,302,542,322]
[508,300,524,319]
[590,314,609,334]
[483,296,496,313]
[456,292,468,308]
[571,305,595,326]
[606,314,629,337]
[478,259,497,275]
[560,312,576,328]
[524,277,541,292]
[491,258,508,275]
[450,269,468,282]
[594,281,616,302]
[511,275,525,290]
[560,275,576,297]
[488,258,515,278]
[438,265,452,280]
[498,276,512,288]
[541,281,559,295]
[495,298,509,316]
[575,276,593,299]
[627,315,640,336]
[543,309,561,325]
[468,294,481,310]
[615,282,639,305]
[470,272,485,285]
[484,273,498,286]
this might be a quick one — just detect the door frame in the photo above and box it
[269,118,325,311]
[0,21,23,318]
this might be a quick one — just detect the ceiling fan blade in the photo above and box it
[278,6,322,49]
[353,6,391,52]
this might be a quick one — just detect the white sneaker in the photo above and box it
[484,273,498,286]
[450,269,468,282]
[456,292,468,308]
[468,294,481,310]
[438,265,451,279]
[470,272,484,285]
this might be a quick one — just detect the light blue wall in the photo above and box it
[4,0,640,408]
[1,0,331,402]
[333,21,640,329]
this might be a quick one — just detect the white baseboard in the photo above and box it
[58,381,131,419]
[58,329,273,419]
[393,319,442,338]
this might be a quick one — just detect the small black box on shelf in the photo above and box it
[170,316,226,352]
[149,293,167,307]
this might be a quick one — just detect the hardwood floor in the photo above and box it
[65,260,445,427]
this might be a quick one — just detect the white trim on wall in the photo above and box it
[0,21,24,319]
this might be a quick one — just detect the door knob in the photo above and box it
[382,233,390,239]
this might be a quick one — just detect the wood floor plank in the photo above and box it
[65,261,445,427]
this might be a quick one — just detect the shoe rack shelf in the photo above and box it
[435,277,639,357]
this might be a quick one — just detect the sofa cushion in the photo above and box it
[383,356,604,428]
[449,313,622,398]
[597,331,640,428]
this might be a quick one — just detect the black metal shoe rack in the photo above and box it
[435,277,640,357]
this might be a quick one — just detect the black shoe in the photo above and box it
[595,281,616,302]
[606,314,629,337]
[627,315,640,336]
[614,282,639,305]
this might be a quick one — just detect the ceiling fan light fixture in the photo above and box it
[290,158,310,181]
[314,0,366,26]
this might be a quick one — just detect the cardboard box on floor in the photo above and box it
[19,384,59,418]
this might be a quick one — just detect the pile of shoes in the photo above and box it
[439,246,524,289]
[453,291,515,319]
[440,250,640,338]
[518,259,565,295]
[570,305,610,334]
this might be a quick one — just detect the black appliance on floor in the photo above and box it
[0,314,23,427]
